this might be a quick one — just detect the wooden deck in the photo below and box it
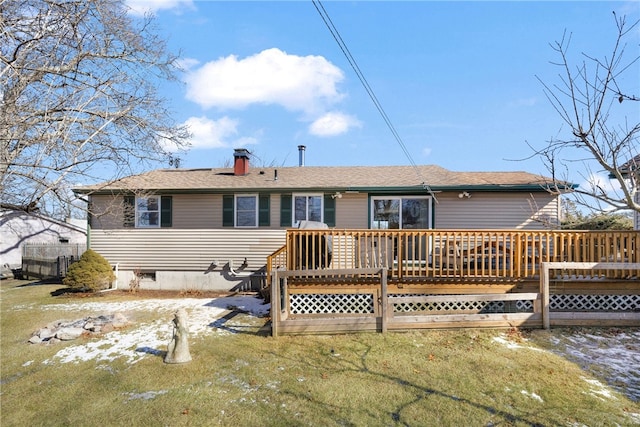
[270,229,639,280]
[267,230,640,335]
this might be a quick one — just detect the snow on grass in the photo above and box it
[520,390,544,403]
[492,336,544,351]
[494,328,640,403]
[39,295,269,365]
[123,390,168,402]
[23,293,640,411]
[547,328,640,402]
[581,377,617,401]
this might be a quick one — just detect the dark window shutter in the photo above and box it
[123,195,135,228]
[259,194,270,226]
[87,201,94,229]
[324,194,336,227]
[280,194,292,227]
[223,195,234,227]
[161,196,172,227]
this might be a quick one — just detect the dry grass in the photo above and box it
[1,279,638,426]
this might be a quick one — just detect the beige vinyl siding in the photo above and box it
[90,191,559,232]
[90,194,210,230]
[335,193,368,229]
[173,194,217,228]
[271,194,281,229]
[89,229,286,271]
[90,195,124,230]
[434,192,560,229]
[90,194,284,230]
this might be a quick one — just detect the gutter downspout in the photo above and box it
[101,263,119,292]
[227,259,254,277]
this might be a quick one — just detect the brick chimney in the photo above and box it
[233,148,250,176]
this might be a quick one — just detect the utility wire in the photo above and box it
[312,0,436,200]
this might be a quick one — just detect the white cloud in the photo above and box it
[125,0,195,16]
[183,116,241,149]
[232,136,260,148]
[185,48,345,114]
[309,112,361,137]
[422,147,432,157]
[579,172,623,194]
[175,57,200,73]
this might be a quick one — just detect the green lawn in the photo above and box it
[1,279,638,426]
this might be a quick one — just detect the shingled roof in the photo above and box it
[74,164,571,195]
[620,154,640,173]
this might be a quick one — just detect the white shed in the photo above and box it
[0,209,87,275]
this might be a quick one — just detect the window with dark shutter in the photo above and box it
[223,195,234,227]
[161,196,172,227]
[123,195,135,228]
[324,194,336,227]
[280,194,292,227]
[87,201,94,229]
[259,194,270,226]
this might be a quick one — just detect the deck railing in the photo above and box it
[266,244,287,283]
[267,229,640,284]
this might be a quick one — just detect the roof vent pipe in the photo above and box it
[298,145,306,167]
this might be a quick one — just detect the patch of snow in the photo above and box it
[493,336,524,349]
[39,295,270,318]
[496,328,640,403]
[544,329,640,402]
[123,390,168,401]
[217,373,258,394]
[581,377,617,401]
[520,390,544,403]
[492,336,543,351]
[38,295,269,365]
[11,304,35,311]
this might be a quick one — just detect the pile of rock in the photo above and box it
[28,313,130,344]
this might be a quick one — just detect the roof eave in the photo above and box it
[76,182,574,196]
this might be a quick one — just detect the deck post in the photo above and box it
[271,270,280,337]
[540,262,550,329]
[380,267,388,333]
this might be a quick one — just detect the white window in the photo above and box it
[293,194,323,225]
[235,194,258,227]
[371,197,431,229]
[136,196,160,228]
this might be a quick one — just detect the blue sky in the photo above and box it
[125,1,639,188]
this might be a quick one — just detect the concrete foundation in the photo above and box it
[113,269,265,292]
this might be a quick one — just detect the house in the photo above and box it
[72,147,574,291]
[0,207,87,278]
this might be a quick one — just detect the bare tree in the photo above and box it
[1,0,190,219]
[533,12,639,214]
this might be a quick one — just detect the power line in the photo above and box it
[312,0,436,200]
